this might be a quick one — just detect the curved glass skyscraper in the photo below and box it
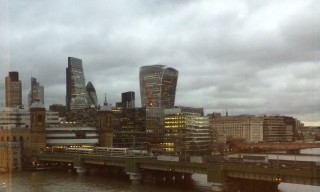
[66,57,88,111]
[86,81,98,107]
[139,65,178,108]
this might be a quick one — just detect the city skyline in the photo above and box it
[0,0,319,125]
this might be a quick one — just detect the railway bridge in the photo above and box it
[33,153,320,192]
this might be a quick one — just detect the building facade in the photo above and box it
[139,65,178,108]
[121,91,135,109]
[66,57,88,112]
[209,115,264,143]
[163,108,211,155]
[263,116,293,142]
[0,142,22,170]
[113,107,147,149]
[98,102,114,147]
[49,104,66,118]
[0,107,60,129]
[5,71,22,108]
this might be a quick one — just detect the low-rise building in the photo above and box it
[163,107,210,155]
[209,115,264,143]
[0,142,22,170]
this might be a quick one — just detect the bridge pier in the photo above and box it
[142,172,154,184]
[174,172,183,183]
[211,182,225,192]
[74,166,87,175]
[237,179,279,192]
[127,172,142,184]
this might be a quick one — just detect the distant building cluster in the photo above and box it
[0,56,312,171]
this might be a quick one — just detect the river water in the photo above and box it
[1,171,320,192]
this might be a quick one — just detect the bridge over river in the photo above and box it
[33,153,320,192]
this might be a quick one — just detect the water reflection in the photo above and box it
[2,171,319,192]
[0,171,211,192]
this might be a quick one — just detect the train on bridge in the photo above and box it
[46,147,149,156]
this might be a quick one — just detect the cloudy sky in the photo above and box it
[0,0,319,125]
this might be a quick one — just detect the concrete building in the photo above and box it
[0,107,60,129]
[0,142,22,170]
[5,71,22,108]
[209,115,264,143]
[263,116,293,142]
[46,126,98,148]
[49,104,66,118]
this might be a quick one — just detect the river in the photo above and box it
[1,171,320,192]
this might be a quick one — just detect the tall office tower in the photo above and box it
[139,65,178,108]
[5,71,22,108]
[66,57,88,112]
[121,91,135,109]
[28,77,44,108]
[86,81,98,107]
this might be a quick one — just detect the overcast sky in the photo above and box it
[0,0,319,125]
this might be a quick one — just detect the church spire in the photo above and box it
[104,93,108,106]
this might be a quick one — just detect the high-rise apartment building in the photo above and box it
[28,77,44,108]
[121,91,135,109]
[86,81,98,108]
[139,65,178,108]
[5,71,22,108]
[66,57,88,112]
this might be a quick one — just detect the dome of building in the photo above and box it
[100,94,112,111]
[30,98,45,109]
[100,104,112,112]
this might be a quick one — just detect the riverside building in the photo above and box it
[163,107,210,155]
[209,114,264,143]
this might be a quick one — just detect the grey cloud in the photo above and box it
[0,0,319,125]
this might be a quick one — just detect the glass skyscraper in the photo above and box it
[66,57,88,112]
[86,81,98,107]
[28,77,44,108]
[121,91,135,109]
[139,65,178,150]
[139,65,178,108]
